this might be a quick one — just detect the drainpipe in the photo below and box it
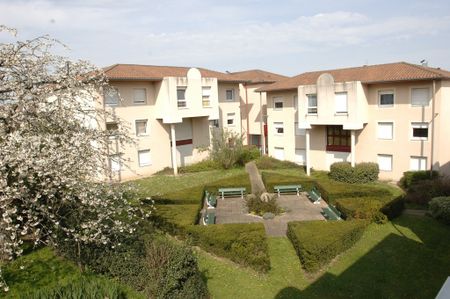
[430,80,436,177]
[245,83,250,145]
[259,92,266,154]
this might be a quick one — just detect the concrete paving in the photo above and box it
[205,193,327,236]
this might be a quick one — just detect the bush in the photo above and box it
[238,145,261,166]
[287,220,368,272]
[400,170,439,189]
[187,223,270,272]
[22,276,128,299]
[429,197,450,225]
[404,178,450,205]
[204,173,252,193]
[329,162,379,184]
[246,193,282,216]
[180,159,221,173]
[255,156,303,170]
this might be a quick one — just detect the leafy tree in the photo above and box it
[0,26,145,291]
[209,128,245,169]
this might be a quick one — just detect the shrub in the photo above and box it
[204,173,252,193]
[287,220,368,272]
[209,128,245,169]
[238,145,261,166]
[151,204,201,234]
[429,197,450,225]
[180,159,221,173]
[404,178,450,205]
[187,223,270,272]
[329,162,379,184]
[255,156,303,170]
[22,276,128,299]
[400,170,439,189]
[246,193,282,216]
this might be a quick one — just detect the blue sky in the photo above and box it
[1,0,450,76]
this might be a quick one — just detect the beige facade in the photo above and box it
[266,70,450,181]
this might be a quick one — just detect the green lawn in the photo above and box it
[197,215,450,299]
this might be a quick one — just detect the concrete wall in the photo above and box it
[218,83,242,137]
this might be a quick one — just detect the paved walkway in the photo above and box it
[210,194,327,236]
[245,161,266,194]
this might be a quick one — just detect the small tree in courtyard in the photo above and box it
[0,26,145,291]
[209,128,245,169]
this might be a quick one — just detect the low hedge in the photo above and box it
[287,220,368,273]
[400,170,439,189]
[187,223,270,272]
[151,204,201,234]
[204,173,252,194]
[261,172,315,192]
[255,156,303,170]
[429,196,450,225]
[329,162,379,184]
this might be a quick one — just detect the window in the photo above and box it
[378,90,394,107]
[135,119,148,136]
[202,86,211,107]
[307,94,317,114]
[133,88,146,104]
[295,149,306,165]
[295,122,305,136]
[274,122,284,135]
[209,119,219,128]
[378,154,393,172]
[104,87,119,106]
[411,122,429,140]
[294,95,298,110]
[274,98,283,110]
[138,149,151,167]
[377,122,393,140]
[250,135,261,146]
[326,125,350,152]
[335,92,348,113]
[177,87,187,108]
[274,147,285,160]
[109,155,121,172]
[227,113,235,126]
[410,156,427,171]
[411,88,430,106]
[106,122,119,131]
[226,89,235,101]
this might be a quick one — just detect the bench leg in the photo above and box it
[221,192,224,200]
[241,191,243,199]
[296,189,299,196]
[278,190,280,197]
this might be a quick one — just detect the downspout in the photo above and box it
[245,83,250,145]
[430,79,436,177]
[259,91,266,154]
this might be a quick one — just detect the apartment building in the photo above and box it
[259,62,450,180]
[102,64,245,180]
[229,70,288,153]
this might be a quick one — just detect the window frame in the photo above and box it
[411,87,431,107]
[138,149,151,167]
[411,122,429,141]
[326,125,350,152]
[104,87,120,107]
[202,86,211,107]
[335,92,348,114]
[177,86,187,108]
[273,97,284,110]
[273,122,284,135]
[226,112,235,127]
[378,154,393,172]
[410,156,427,171]
[307,94,318,114]
[135,119,149,137]
[377,122,394,140]
[378,90,395,108]
[225,89,235,101]
[132,88,147,105]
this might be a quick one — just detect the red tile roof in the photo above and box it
[229,69,288,84]
[257,62,450,92]
[103,64,248,83]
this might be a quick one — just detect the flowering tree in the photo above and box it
[0,26,143,290]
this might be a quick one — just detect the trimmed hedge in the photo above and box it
[151,204,201,234]
[187,223,270,272]
[255,156,304,170]
[287,220,368,273]
[261,172,315,192]
[329,162,379,184]
[429,196,450,225]
[400,170,439,189]
[204,173,252,193]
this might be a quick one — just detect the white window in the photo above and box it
[295,149,306,165]
[133,88,146,104]
[274,122,284,135]
[274,147,285,160]
[104,87,119,106]
[110,155,121,172]
[378,90,394,107]
[177,87,187,108]
[227,113,235,126]
[410,156,427,171]
[378,154,393,172]
[274,97,284,110]
[202,86,211,107]
[209,119,219,128]
[138,149,151,167]
[295,122,305,136]
[135,119,148,136]
[411,122,429,140]
[226,89,235,101]
[335,92,348,113]
[307,94,317,114]
[377,122,393,140]
[294,95,298,110]
[411,88,430,106]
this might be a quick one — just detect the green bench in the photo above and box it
[321,204,342,221]
[218,187,246,199]
[307,186,322,204]
[202,210,216,225]
[204,191,217,208]
[274,184,302,197]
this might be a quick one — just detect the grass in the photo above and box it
[198,215,450,299]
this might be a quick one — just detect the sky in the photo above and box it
[1,0,450,76]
